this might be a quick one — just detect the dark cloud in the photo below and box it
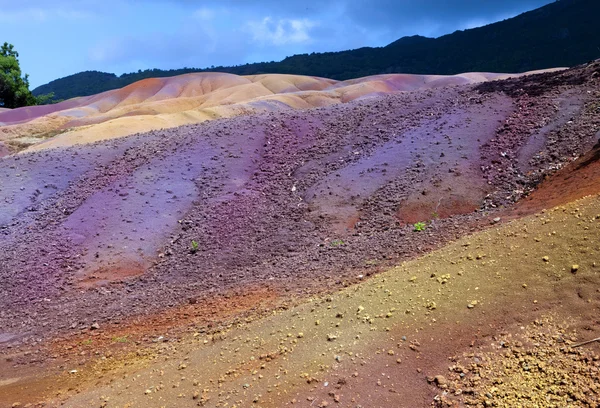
[4,0,557,87]
[343,0,554,36]
[158,0,555,38]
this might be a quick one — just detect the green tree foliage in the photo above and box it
[0,42,38,108]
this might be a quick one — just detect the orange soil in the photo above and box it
[0,285,284,407]
[514,144,600,215]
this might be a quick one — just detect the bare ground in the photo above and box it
[1,60,600,407]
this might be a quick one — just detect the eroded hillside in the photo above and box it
[0,61,599,407]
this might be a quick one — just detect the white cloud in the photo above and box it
[192,7,215,21]
[246,17,316,46]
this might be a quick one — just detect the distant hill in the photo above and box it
[33,0,600,102]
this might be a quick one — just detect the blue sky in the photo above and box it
[1,0,554,88]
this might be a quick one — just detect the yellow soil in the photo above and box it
[6,192,596,407]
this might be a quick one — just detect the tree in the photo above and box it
[0,42,38,108]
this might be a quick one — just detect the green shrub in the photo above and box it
[413,222,427,232]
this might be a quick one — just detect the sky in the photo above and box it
[1,0,555,88]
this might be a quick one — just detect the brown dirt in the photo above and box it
[76,260,147,288]
[432,317,600,407]
[397,194,479,224]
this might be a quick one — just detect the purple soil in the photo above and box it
[0,61,599,357]
[0,97,94,125]
[303,93,514,231]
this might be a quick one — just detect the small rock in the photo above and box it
[571,264,579,273]
[90,323,100,330]
[542,256,550,262]
[434,375,448,386]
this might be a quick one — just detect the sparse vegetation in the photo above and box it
[190,240,199,254]
[414,221,427,232]
[330,239,345,247]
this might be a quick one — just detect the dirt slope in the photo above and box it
[9,192,600,408]
[0,61,599,407]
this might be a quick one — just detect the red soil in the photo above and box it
[514,142,600,215]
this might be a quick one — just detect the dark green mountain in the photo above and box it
[33,0,600,102]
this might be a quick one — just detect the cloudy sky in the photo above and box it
[2,0,554,88]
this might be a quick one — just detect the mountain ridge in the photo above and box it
[33,0,600,101]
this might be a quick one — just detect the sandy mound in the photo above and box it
[0,70,558,152]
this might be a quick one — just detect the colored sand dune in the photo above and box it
[0,70,557,153]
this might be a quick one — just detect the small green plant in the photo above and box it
[190,240,199,254]
[112,336,128,343]
[413,221,427,232]
[81,339,93,345]
[431,211,439,219]
[330,239,345,247]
